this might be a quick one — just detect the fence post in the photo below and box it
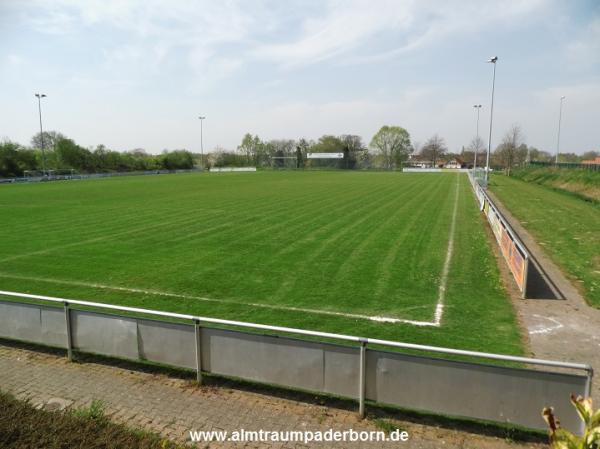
[358,340,367,418]
[194,319,202,385]
[64,301,73,361]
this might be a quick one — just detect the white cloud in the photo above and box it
[253,0,549,68]
[14,0,552,75]
[566,17,600,69]
[252,0,414,68]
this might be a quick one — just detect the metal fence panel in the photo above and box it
[0,302,43,343]
[201,328,359,396]
[365,349,587,431]
[137,319,196,369]
[0,301,66,348]
[71,310,138,359]
[40,307,68,348]
[323,344,361,398]
[202,328,324,391]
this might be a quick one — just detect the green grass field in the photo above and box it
[490,174,600,307]
[0,171,522,354]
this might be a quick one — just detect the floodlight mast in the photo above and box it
[484,56,498,184]
[473,104,482,170]
[35,93,48,177]
[198,116,206,171]
[555,96,566,165]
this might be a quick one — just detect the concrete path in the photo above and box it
[487,190,600,399]
[0,344,544,449]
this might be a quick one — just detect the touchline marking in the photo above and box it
[0,272,435,326]
[432,177,461,327]
[0,177,461,328]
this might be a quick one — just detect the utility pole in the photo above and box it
[484,57,498,184]
[473,104,482,170]
[35,93,48,176]
[555,96,565,165]
[198,116,206,171]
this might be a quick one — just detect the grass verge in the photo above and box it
[510,167,600,202]
[490,174,600,307]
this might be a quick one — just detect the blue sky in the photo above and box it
[1,0,599,154]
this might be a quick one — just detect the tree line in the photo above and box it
[463,125,599,175]
[210,126,447,170]
[0,131,194,178]
[2,125,596,178]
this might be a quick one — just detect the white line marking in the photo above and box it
[0,272,436,326]
[0,177,462,328]
[432,177,460,326]
[529,314,564,335]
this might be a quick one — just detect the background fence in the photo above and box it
[529,160,600,171]
[0,169,201,184]
[0,290,592,434]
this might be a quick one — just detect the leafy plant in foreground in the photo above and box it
[543,395,600,448]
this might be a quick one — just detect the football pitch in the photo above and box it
[0,171,523,354]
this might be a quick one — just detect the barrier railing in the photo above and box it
[468,172,531,298]
[0,289,592,433]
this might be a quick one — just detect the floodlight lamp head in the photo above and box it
[199,116,206,120]
[487,56,498,63]
[561,96,566,100]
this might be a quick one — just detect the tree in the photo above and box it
[30,131,65,155]
[495,125,524,176]
[238,133,263,165]
[161,150,194,170]
[55,137,93,171]
[528,147,552,162]
[369,126,411,169]
[557,152,581,163]
[421,134,447,167]
[467,136,486,167]
[341,135,367,169]
[310,135,345,169]
[296,138,310,169]
[581,150,599,161]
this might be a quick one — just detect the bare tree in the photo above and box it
[468,136,486,167]
[420,134,447,167]
[495,125,524,176]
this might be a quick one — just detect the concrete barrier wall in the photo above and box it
[0,299,589,432]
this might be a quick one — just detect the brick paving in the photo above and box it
[0,344,545,448]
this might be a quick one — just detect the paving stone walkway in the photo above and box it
[0,344,545,449]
